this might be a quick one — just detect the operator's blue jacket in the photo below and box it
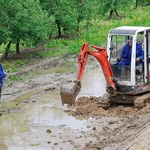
[119,43,144,65]
[0,64,5,88]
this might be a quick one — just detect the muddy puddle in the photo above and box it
[0,60,107,149]
[0,90,89,149]
[78,66,106,97]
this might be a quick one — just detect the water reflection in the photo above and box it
[79,64,106,97]
[27,93,88,130]
[0,92,88,149]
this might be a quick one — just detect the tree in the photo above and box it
[0,0,54,58]
[40,0,77,37]
[100,0,129,19]
[135,0,150,8]
[72,0,93,31]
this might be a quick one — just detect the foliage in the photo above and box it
[40,0,78,36]
[0,0,53,55]
[99,0,131,19]
[136,0,150,7]
[46,5,150,56]
[72,0,93,31]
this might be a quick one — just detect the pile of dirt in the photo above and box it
[67,96,150,118]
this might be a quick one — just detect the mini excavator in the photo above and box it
[60,26,150,108]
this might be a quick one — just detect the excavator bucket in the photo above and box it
[60,80,81,106]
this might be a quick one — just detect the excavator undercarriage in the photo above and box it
[99,92,150,109]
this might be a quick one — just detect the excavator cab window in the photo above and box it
[109,33,145,83]
[109,35,131,81]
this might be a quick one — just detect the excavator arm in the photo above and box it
[77,43,116,89]
[60,43,116,106]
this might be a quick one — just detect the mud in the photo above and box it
[0,55,150,150]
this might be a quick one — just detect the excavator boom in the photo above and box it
[77,43,115,89]
[60,43,116,106]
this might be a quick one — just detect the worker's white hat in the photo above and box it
[0,54,2,58]
[127,38,132,43]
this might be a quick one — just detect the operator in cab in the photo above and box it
[117,38,144,66]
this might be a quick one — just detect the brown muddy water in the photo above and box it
[0,61,106,150]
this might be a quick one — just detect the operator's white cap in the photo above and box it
[127,38,132,43]
[0,54,2,58]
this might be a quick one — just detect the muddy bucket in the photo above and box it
[60,80,81,106]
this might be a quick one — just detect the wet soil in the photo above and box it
[0,54,150,150]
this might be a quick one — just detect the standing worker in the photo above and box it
[0,54,7,99]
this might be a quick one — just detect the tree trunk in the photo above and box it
[136,0,138,8]
[4,41,12,59]
[76,18,80,32]
[109,9,119,19]
[55,19,61,37]
[114,9,119,17]
[109,10,113,19]
[16,41,20,54]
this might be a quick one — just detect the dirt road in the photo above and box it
[0,55,150,150]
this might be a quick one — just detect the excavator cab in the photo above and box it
[60,26,150,108]
[107,26,150,95]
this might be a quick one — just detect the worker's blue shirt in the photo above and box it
[0,63,5,84]
[119,43,144,65]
